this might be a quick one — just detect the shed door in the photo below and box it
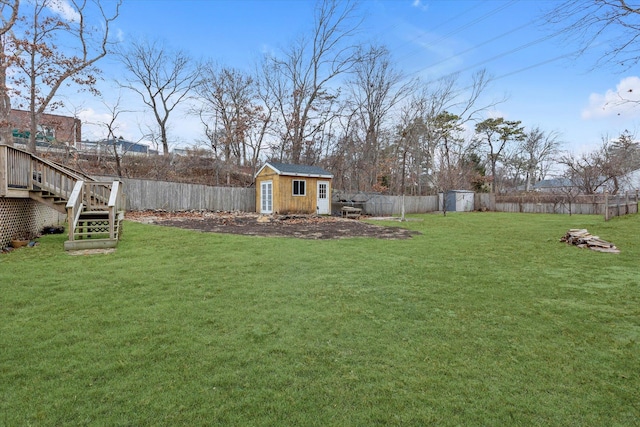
[317,181,330,215]
[260,181,273,214]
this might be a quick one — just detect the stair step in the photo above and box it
[73,232,112,238]
[74,225,111,231]
[64,238,118,251]
[79,210,109,219]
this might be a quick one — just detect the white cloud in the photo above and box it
[411,0,428,12]
[78,108,106,125]
[77,108,110,140]
[582,76,640,120]
[403,27,464,78]
[260,43,275,57]
[45,0,81,22]
[78,107,139,141]
[486,109,508,119]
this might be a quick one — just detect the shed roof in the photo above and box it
[256,162,333,179]
[533,178,579,189]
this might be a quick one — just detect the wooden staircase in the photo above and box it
[0,144,125,251]
[63,179,124,250]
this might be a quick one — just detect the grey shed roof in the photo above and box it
[257,162,333,178]
[533,178,578,189]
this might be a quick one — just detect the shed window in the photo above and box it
[293,180,306,196]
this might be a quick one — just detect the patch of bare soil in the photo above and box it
[126,210,419,240]
[67,248,116,256]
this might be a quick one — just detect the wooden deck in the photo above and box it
[0,144,124,251]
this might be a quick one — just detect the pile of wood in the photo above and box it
[560,229,620,253]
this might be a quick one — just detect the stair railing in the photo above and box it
[2,144,83,195]
[84,181,112,210]
[108,181,123,239]
[66,180,85,243]
[66,180,123,242]
[2,144,114,206]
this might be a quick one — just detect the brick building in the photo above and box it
[7,109,81,145]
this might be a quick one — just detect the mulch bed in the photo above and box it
[126,210,419,240]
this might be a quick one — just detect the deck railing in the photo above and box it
[2,144,125,249]
[1,144,32,194]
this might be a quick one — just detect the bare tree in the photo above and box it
[99,96,131,178]
[117,39,199,156]
[195,63,261,167]
[346,44,413,190]
[546,1,640,71]
[395,79,457,195]
[552,180,583,216]
[395,69,497,196]
[265,0,362,164]
[0,0,19,145]
[194,62,273,184]
[559,130,640,195]
[519,127,562,191]
[247,63,277,173]
[559,149,609,194]
[325,107,361,190]
[10,0,121,153]
[428,112,468,214]
[602,129,640,192]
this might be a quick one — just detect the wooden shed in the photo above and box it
[255,162,333,215]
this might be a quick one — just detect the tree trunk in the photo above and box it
[0,81,11,145]
[490,155,498,193]
[113,142,123,178]
[161,126,169,156]
[0,39,12,146]
[28,109,38,154]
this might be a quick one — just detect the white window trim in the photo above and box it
[292,179,306,196]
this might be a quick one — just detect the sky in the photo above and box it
[63,0,640,155]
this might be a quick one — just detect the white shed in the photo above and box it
[439,190,475,212]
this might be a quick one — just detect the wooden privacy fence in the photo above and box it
[605,191,639,221]
[93,176,639,218]
[333,192,439,216]
[98,177,255,212]
[495,192,640,219]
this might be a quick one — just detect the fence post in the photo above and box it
[604,191,609,221]
[625,191,629,215]
[617,193,621,218]
[521,194,525,213]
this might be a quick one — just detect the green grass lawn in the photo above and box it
[1,212,639,426]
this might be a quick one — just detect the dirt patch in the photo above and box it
[67,248,116,256]
[126,210,419,240]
